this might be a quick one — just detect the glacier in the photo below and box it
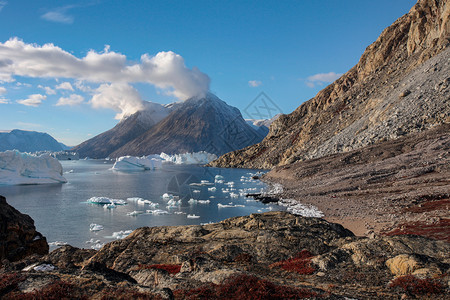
[0,150,67,185]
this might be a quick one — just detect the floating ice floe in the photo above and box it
[90,223,104,231]
[0,150,67,185]
[217,203,245,208]
[146,209,169,215]
[215,175,224,181]
[208,187,216,192]
[127,210,145,216]
[159,151,217,165]
[91,243,104,250]
[167,199,182,208]
[85,238,101,244]
[278,199,324,218]
[48,241,68,246]
[198,200,210,204]
[87,197,127,205]
[192,189,200,193]
[110,230,133,239]
[112,155,163,171]
[187,214,200,219]
[230,192,239,198]
[174,211,186,215]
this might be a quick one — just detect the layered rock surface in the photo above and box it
[210,0,450,169]
[1,210,448,299]
[0,195,48,266]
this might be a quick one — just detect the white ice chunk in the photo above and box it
[217,203,245,208]
[198,200,210,204]
[162,193,174,200]
[127,210,144,216]
[48,241,68,246]
[159,151,217,165]
[230,192,239,198]
[187,214,200,219]
[146,209,169,215]
[208,187,216,192]
[89,223,104,231]
[87,197,126,205]
[0,150,67,185]
[112,155,163,170]
[215,175,224,180]
[110,230,133,239]
[91,243,104,250]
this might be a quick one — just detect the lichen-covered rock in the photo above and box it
[86,211,354,273]
[0,195,48,266]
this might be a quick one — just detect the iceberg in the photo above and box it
[159,151,217,165]
[112,155,163,171]
[187,214,200,219]
[146,209,169,215]
[127,210,145,216]
[218,203,245,208]
[0,150,67,185]
[87,197,126,205]
[89,223,104,231]
[109,230,133,239]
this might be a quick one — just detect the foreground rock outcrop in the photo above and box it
[210,0,449,169]
[1,210,449,299]
[0,195,48,267]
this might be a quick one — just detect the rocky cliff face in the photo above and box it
[210,0,449,169]
[0,195,48,266]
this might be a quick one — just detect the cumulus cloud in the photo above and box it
[55,81,74,91]
[0,86,5,94]
[41,6,74,24]
[56,94,84,106]
[16,94,46,107]
[90,83,145,119]
[38,85,56,95]
[248,80,262,87]
[0,38,210,117]
[305,72,342,88]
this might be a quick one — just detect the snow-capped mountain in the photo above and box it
[74,93,267,158]
[245,114,281,137]
[72,101,169,159]
[110,93,266,157]
[0,129,66,152]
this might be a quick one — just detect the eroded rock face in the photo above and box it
[210,0,449,169]
[0,195,49,266]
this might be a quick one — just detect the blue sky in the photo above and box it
[0,0,416,146]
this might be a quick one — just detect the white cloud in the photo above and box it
[0,86,6,94]
[0,1,7,12]
[38,85,56,95]
[41,6,74,24]
[0,38,210,117]
[90,83,144,119]
[305,72,342,88]
[56,94,84,106]
[0,98,9,104]
[16,94,46,107]
[248,80,262,87]
[55,81,74,91]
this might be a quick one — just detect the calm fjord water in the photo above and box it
[0,160,282,249]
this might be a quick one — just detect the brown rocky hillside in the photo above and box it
[210,0,449,169]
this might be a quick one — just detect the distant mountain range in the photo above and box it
[0,129,68,152]
[73,93,268,158]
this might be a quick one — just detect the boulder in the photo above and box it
[0,195,49,266]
